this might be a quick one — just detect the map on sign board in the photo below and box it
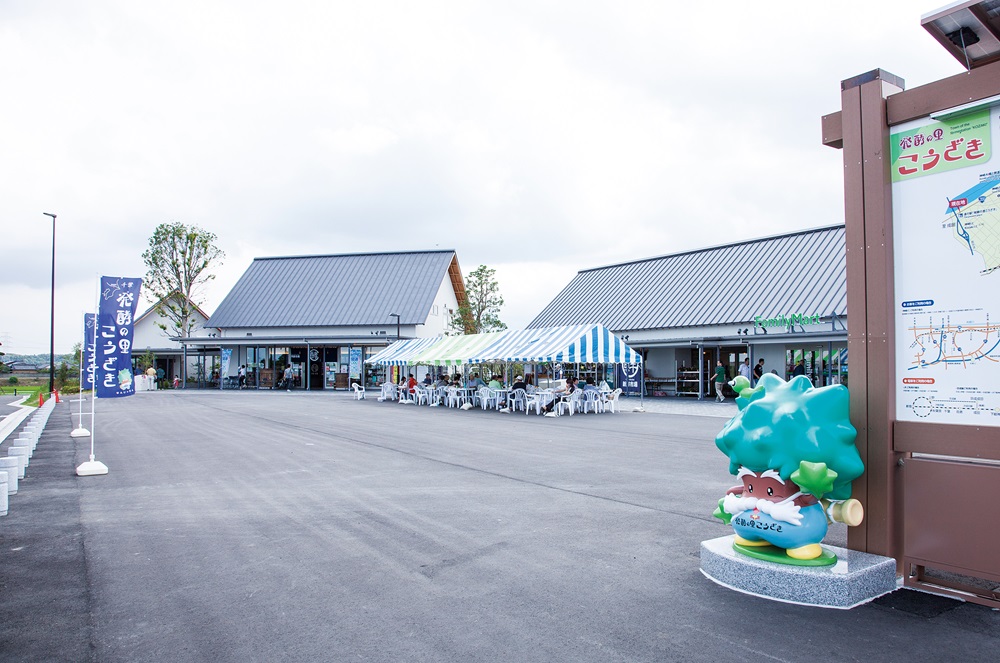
[891,103,1000,427]
[942,174,1000,276]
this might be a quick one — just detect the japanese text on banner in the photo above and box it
[95,276,142,399]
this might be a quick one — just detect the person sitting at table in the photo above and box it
[406,373,418,395]
[488,375,503,390]
[542,377,577,417]
[436,375,450,388]
[468,373,486,389]
[422,373,433,386]
[501,375,528,412]
[582,377,599,392]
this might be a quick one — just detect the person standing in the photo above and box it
[283,364,294,391]
[738,358,751,381]
[714,361,727,402]
[238,364,246,389]
[753,358,764,386]
[792,358,806,377]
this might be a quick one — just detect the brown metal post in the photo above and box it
[838,70,904,558]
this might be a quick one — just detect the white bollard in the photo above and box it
[0,457,18,494]
[8,445,29,475]
[0,471,7,516]
[16,434,35,457]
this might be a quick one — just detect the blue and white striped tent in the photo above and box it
[366,337,440,366]
[467,324,642,365]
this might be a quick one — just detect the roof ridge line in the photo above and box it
[578,224,845,274]
[253,249,456,262]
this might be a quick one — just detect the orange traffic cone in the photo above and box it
[55,390,61,403]
[39,393,45,407]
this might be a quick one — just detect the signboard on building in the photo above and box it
[891,102,1000,426]
[349,347,362,380]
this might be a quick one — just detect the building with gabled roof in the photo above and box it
[183,249,467,390]
[528,225,848,398]
[132,293,213,387]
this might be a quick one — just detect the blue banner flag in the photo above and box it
[82,313,96,390]
[95,276,143,399]
[616,363,644,397]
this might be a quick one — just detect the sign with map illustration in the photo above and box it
[891,102,1000,426]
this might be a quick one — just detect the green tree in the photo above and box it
[55,361,70,390]
[70,342,82,376]
[138,349,157,373]
[449,264,507,334]
[141,222,225,338]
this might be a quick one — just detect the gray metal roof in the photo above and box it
[207,250,460,328]
[528,225,847,331]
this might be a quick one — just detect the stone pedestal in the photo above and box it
[700,534,897,609]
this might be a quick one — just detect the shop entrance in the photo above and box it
[783,345,847,387]
[675,345,748,398]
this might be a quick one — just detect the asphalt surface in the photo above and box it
[1,391,997,662]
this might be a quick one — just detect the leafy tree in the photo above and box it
[141,222,225,338]
[449,264,507,334]
[55,361,70,390]
[70,342,82,376]
[139,349,157,373]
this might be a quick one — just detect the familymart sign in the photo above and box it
[753,313,821,329]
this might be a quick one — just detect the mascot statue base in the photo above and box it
[699,374,896,607]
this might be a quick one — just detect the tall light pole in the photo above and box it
[389,313,401,341]
[43,212,57,394]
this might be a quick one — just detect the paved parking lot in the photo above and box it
[1,391,997,662]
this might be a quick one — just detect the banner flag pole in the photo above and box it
[77,278,106,476]
[71,312,94,437]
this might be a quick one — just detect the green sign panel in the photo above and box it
[890,109,991,183]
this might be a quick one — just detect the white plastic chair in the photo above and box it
[431,386,447,406]
[604,388,623,413]
[510,388,527,413]
[557,390,583,416]
[478,387,496,410]
[412,386,429,405]
[378,383,396,401]
[582,390,603,413]
[525,391,545,415]
[351,383,366,400]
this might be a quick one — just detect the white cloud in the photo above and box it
[0,0,969,352]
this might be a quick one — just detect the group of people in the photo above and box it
[394,372,609,416]
[714,356,809,402]
[404,372,532,395]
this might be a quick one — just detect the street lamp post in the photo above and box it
[389,313,401,341]
[43,212,57,394]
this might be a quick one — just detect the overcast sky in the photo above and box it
[2,1,965,354]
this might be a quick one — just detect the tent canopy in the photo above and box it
[410,331,510,367]
[366,324,642,367]
[468,324,642,364]
[366,337,439,366]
